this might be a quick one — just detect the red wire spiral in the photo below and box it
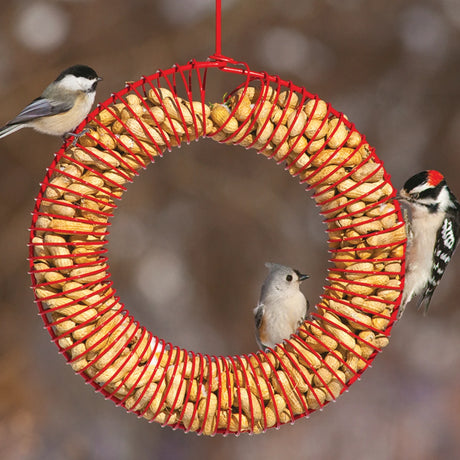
[29,55,406,435]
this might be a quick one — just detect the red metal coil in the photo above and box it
[28,55,407,435]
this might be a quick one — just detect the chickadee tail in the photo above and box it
[0,123,25,139]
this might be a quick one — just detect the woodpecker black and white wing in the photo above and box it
[418,209,460,314]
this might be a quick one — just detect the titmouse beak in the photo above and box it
[295,270,310,281]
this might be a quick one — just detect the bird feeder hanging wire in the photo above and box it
[28,0,407,435]
[215,0,222,57]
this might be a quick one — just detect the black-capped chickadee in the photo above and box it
[254,262,310,350]
[0,65,102,140]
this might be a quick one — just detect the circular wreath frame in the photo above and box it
[29,57,407,435]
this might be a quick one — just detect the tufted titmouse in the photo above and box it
[254,262,310,350]
[0,65,101,140]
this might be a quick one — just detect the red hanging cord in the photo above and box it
[215,0,222,57]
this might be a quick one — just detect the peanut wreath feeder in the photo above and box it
[29,55,406,435]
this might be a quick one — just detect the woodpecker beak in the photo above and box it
[295,270,310,281]
[396,190,408,202]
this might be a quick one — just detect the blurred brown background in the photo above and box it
[1,0,460,459]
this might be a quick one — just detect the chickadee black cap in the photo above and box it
[56,65,101,82]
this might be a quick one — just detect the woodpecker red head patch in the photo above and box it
[427,170,444,187]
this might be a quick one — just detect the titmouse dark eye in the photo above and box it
[286,274,293,282]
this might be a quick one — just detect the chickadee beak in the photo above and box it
[295,271,310,281]
[97,77,103,82]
